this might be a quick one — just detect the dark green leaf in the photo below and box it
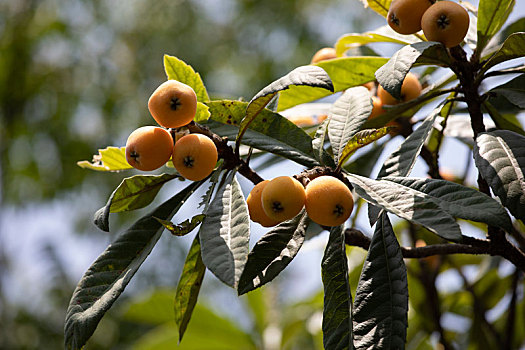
[154,214,206,236]
[477,0,515,55]
[328,87,373,163]
[489,73,525,108]
[239,65,334,145]
[312,117,332,165]
[346,174,462,241]
[321,225,353,350]
[383,177,513,232]
[164,55,210,102]
[199,172,250,288]
[64,180,203,350]
[482,32,525,72]
[205,100,322,168]
[237,211,309,295]
[277,57,388,112]
[343,141,387,177]
[473,130,525,222]
[483,101,525,136]
[338,127,392,167]
[94,174,180,232]
[175,234,206,342]
[375,42,450,100]
[353,213,408,350]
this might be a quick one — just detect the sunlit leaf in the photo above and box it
[77,146,132,172]
[360,0,392,18]
[199,172,250,288]
[237,211,309,295]
[482,32,525,73]
[175,234,206,342]
[474,130,525,222]
[164,55,210,102]
[335,25,419,55]
[321,225,353,350]
[477,0,515,55]
[154,214,206,236]
[64,180,203,350]
[312,117,332,165]
[194,102,211,123]
[353,213,408,350]
[94,174,180,232]
[338,127,392,167]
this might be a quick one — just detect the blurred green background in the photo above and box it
[0,0,380,348]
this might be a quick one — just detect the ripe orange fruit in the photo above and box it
[172,133,218,181]
[288,115,316,127]
[247,180,281,227]
[377,72,422,105]
[148,80,197,128]
[125,126,174,171]
[311,47,337,64]
[421,1,469,48]
[261,176,306,222]
[388,0,433,35]
[305,176,354,227]
[369,96,385,119]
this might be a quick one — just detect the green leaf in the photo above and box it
[205,100,322,167]
[377,104,442,178]
[238,65,334,146]
[482,32,525,72]
[353,213,408,350]
[375,42,450,100]
[237,210,309,295]
[489,73,525,109]
[276,57,388,112]
[335,25,419,55]
[483,101,525,136]
[473,130,525,222]
[346,174,462,241]
[199,172,250,288]
[343,141,387,177]
[194,102,211,123]
[362,0,392,18]
[383,177,513,232]
[64,180,203,350]
[312,117,332,165]
[77,146,132,172]
[175,234,206,342]
[94,174,180,232]
[154,214,206,236]
[338,127,392,167]
[163,55,210,102]
[328,87,373,163]
[321,225,353,350]
[477,0,515,55]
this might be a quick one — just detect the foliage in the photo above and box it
[63,0,525,349]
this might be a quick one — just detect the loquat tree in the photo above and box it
[67,0,525,349]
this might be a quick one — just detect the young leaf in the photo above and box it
[346,173,462,241]
[237,211,309,295]
[375,42,450,100]
[377,104,443,179]
[94,174,180,232]
[163,55,210,102]
[205,100,322,168]
[361,0,392,18]
[481,32,525,72]
[199,173,250,288]
[335,25,419,55]
[193,102,211,123]
[174,234,206,342]
[477,0,515,55]
[238,65,334,146]
[321,225,353,350]
[277,57,388,112]
[328,87,373,163]
[77,146,132,172]
[154,214,206,236]
[353,213,408,350]
[64,180,203,350]
[383,176,514,232]
[338,127,392,167]
[473,130,525,222]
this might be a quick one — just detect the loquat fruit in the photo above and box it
[288,115,316,127]
[369,96,386,120]
[311,47,337,64]
[172,133,218,181]
[387,0,434,35]
[305,176,354,227]
[247,180,281,227]
[377,72,422,105]
[261,176,306,222]
[148,80,198,128]
[421,0,469,48]
[125,126,174,171]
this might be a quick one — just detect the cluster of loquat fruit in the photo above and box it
[125,80,218,181]
[388,0,470,48]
